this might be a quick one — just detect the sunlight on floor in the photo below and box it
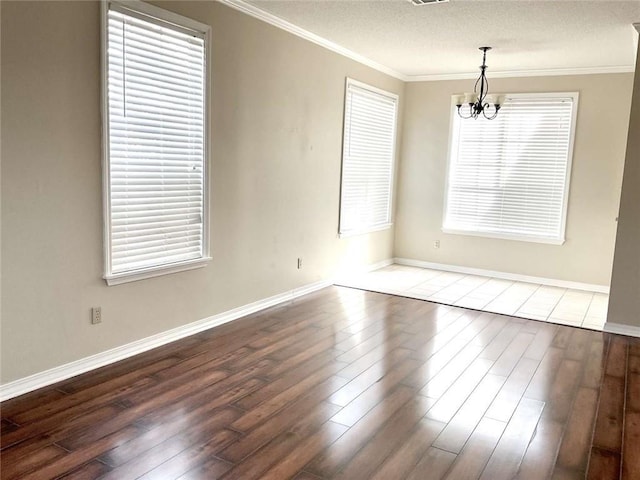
[336,265,608,331]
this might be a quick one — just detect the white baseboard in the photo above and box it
[393,258,610,294]
[365,258,394,272]
[603,322,640,338]
[0,279,332,402]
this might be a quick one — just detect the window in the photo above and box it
[102,1,210,285]
[339,79,398,236]
[444,93,578,244]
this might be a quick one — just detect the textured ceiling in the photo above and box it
[242,0,640,78]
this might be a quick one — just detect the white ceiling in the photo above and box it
[234,0,640,80]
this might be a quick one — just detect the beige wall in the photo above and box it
[607,43,640,329]
[395,74,633,286]
[0,1,403,383]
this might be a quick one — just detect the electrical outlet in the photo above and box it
[91,307,102,325]
[297,257,303,269]
[434,240,440,249]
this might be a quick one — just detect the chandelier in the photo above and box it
[455,47,502,120]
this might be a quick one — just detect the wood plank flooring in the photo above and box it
[0,286,637,479]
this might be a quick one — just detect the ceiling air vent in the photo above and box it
[408,0,449,5]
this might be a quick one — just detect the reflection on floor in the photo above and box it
[1,286,632,479]
[337,264,609,331]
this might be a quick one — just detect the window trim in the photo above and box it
[338,77,399,238]
[101,0,212,286]
[442,91,579,245]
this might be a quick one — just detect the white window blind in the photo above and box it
[339,79,398,235]
[444,94,577,244]
[104,2,209,284]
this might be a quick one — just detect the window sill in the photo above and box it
[104,257,212,286]
[339,223,393,238]
[442,228,565,245]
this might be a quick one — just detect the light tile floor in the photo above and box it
[336,264,609,331]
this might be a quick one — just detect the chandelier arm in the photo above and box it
[481,75,489,103]
[473,76,481,94]
[457,105,474,119]
[482,105,499,120]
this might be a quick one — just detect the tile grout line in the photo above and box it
[579,292,597,329]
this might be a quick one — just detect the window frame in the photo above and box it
[442,92,579,245]
[101,0,212,286]
[338,77,399,238]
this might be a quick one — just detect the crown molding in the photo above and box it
[218,0,408,81]
[405,65,635,82]
[218,0,637,83]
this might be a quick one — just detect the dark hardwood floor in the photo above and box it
[1,286,637,479]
